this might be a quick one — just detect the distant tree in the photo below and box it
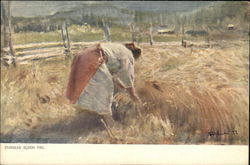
[130,23,137,43]
[102,19,111,41]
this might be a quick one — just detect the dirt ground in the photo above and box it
[1,40,249,144]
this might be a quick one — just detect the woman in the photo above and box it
[65,42,142,138]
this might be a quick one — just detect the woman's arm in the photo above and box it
[113,76,141,104]
[125,86,142,104]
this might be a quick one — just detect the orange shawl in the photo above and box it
[65,44,104,103]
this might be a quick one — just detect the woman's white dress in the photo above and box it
[76,43,135,115]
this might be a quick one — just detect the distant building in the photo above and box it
[227,24,234,30]
[157,28,175,34]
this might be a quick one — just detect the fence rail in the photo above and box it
[1,42,99,65]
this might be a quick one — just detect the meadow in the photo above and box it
[12,25,203,45]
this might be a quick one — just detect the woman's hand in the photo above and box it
[126,86,142,105]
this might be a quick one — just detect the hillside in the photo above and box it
[183,1,249,30]
[10,1,249,35]
[11,1,213,17]
[10,1,214,32]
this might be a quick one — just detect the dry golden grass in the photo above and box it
[0,40,249,144]
[135,41,249,144]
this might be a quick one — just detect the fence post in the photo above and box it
[61,22,71,57]
[1,1,16,67]
[181,24,187,48]
[149,22,154,45]
[206,26,210,48]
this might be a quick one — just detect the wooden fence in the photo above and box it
[3,42,97,65]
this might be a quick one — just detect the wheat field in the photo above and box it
[1,40,249,144]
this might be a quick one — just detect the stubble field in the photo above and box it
[1,40,249,144]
